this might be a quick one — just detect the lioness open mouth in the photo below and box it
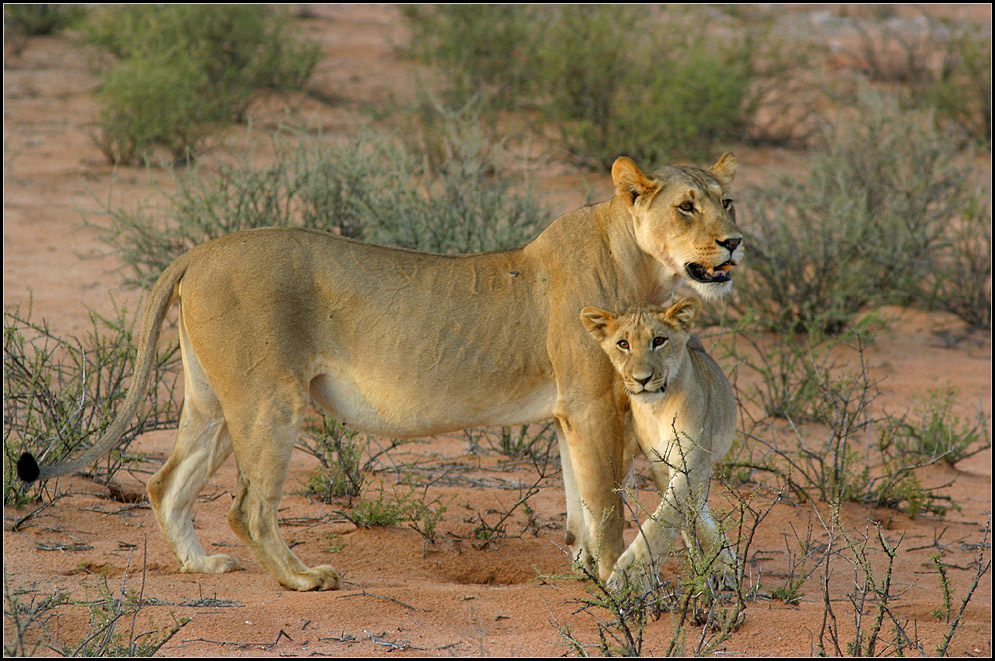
[686,261,734,284]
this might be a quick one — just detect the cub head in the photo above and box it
[612,153,743,299]
[580,297,701,400]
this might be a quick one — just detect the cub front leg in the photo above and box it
[609,444,736,591]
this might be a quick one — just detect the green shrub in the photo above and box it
[736,88,974,334]
[299,415,365,503]
[533,6,759,167]
[341,481,441,529]
[928,26,992,149]
[90,125,552,289]
[94,56,222,165]
[3,4,86,54]
[86,5,320,164]
[920,183,992,330]
[404,5,811,168]
[401,5,537,112]
[3,305,180,506]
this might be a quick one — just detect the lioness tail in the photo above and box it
[17,252,193,483]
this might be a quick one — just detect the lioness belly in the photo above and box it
[308,371,558,438]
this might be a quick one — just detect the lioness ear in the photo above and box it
[611,156,661,208]
[663,297,701,332]
[580,307,617,341]
[708,152,737,187]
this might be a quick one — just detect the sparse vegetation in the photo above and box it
[3,4,86,55]
[85,5,320,164]
[3,555,189,657]
[736,88,982,334]
[881,388,991,467]
[89,123,551,290]
[298,415,366,504]
[339,480,446,532]
[3,305,180,507]
[3,5,992,656]
[718,318,972,518]
[815,506,991,657]
[921,192,993,330]
[63,577,189,657]
[551,480,778,657]
[2,571,69,657]
[841,10,991,149]
[928,25,992,148]
[403,5,813,167]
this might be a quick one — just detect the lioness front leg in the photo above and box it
[225,397,341,591]
[555,406,628,582]
[554,419,593,570]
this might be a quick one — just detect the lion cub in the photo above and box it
[581,297,737,590]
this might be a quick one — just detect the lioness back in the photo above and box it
[178,227,559,437]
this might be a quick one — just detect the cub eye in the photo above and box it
[617,339,629,350]
[722,199,734,210]
[678,201,694,212]
[652,336,666,347]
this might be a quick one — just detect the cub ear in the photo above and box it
[662,297,701,332]
[708,152,737,187]
[612,156,661,208]
[580,306,617,342]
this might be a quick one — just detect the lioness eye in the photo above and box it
[653,336,666,347]
[617,339,629,350]
[678,201,694,212]
[722,199,733,209]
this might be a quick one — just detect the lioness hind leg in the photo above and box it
[148,404,240,574]
[148,328,240,575]
[224,395,341,592]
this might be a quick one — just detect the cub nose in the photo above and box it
[716,237,741,253]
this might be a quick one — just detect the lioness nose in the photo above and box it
[717,237,741,253]
[635,374,653,386]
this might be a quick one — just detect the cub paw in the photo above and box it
[606,561,656,594]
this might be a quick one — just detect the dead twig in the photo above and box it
[337,590,423,612]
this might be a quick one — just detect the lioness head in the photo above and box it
[612,154,743,299]
[580,297,701,401]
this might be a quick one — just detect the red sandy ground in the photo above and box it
[3,5,991,657]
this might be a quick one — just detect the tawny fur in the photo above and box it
[581,297,738,591]
[23,155,742,591]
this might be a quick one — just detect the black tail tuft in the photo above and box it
[17,452,40,483]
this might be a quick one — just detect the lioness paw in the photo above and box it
[182,553,243,574]
[287,565,342,591]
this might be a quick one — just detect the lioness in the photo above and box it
[18,155,743,591]
[580,297,737,591]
